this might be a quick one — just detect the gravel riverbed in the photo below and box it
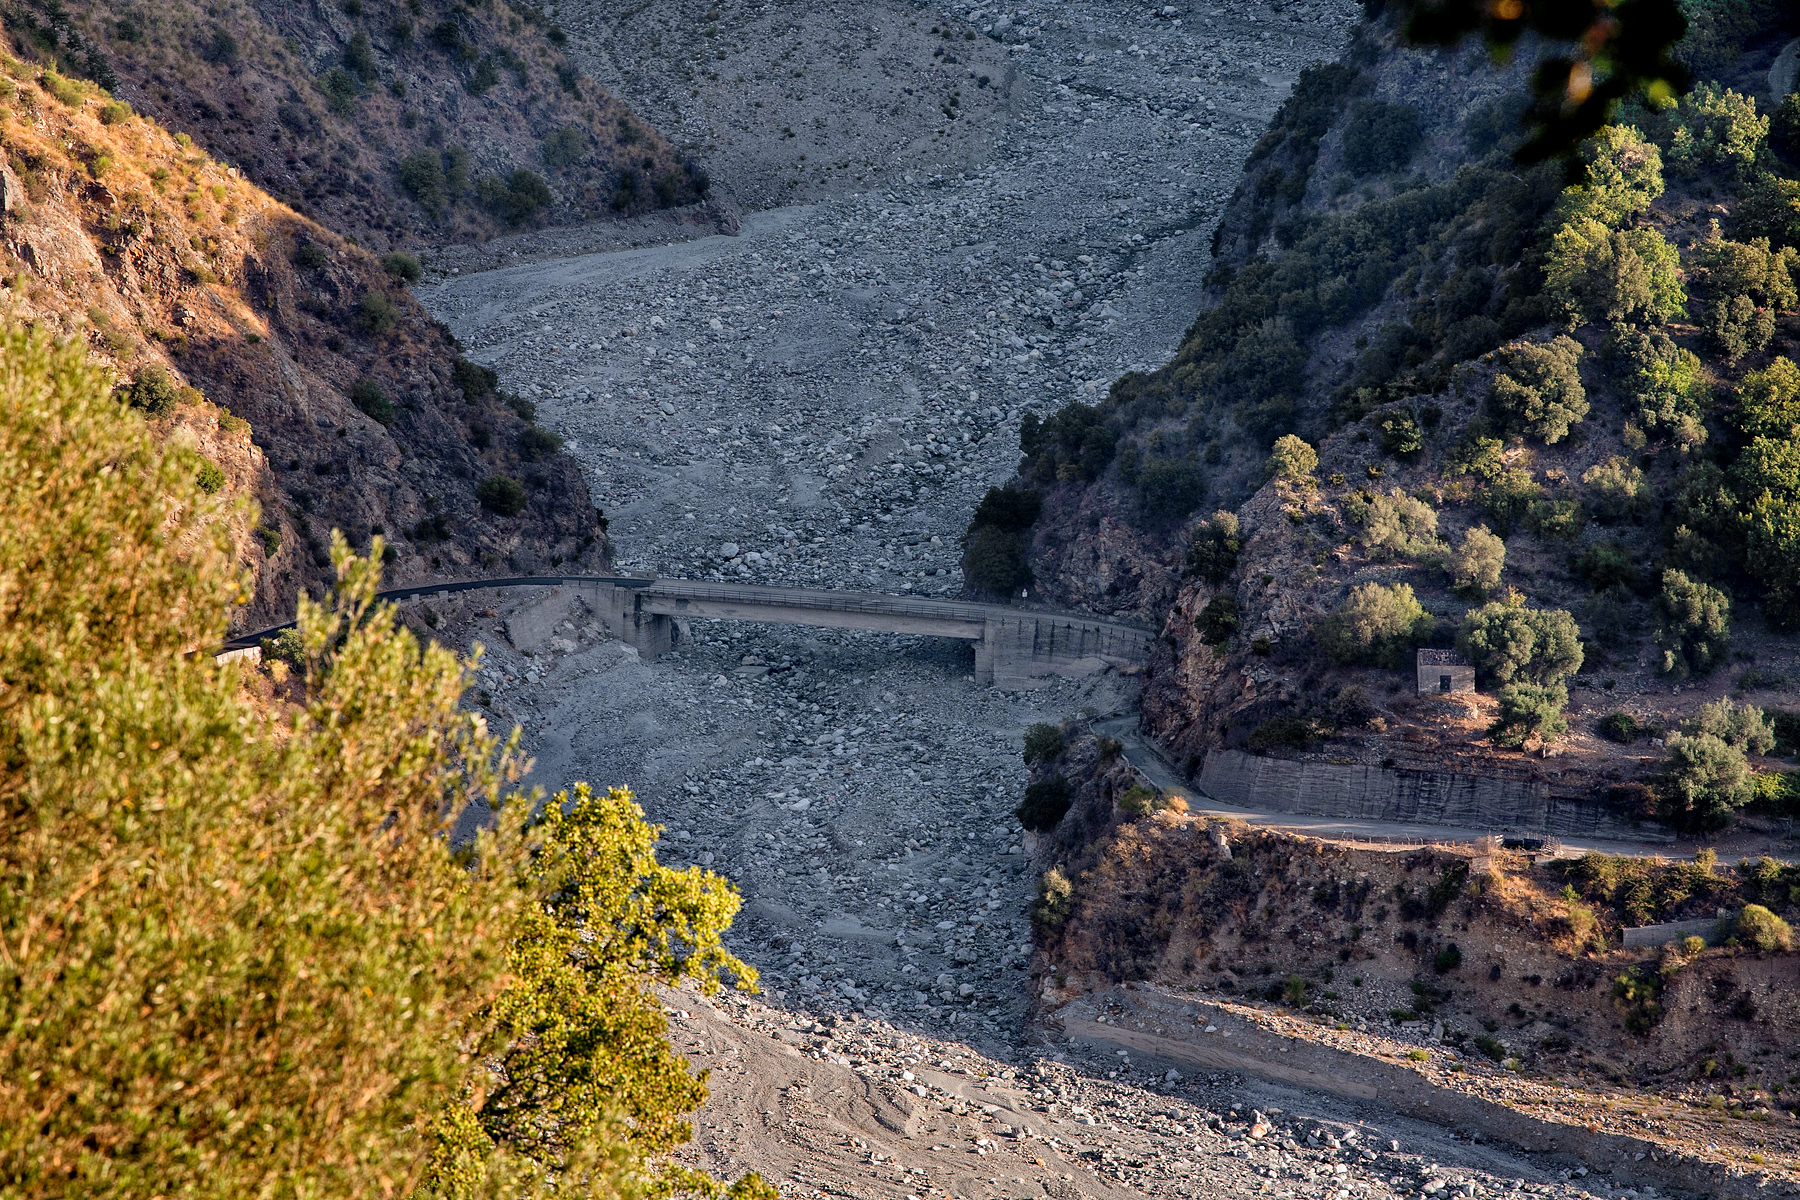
[414,1,1635,1195]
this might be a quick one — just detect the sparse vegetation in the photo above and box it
[477,474,527,516]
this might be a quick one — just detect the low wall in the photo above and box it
[1199,749,1658,840]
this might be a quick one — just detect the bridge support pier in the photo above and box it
[586,583,676,660]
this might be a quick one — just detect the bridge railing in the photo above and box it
[647,579,1152,634]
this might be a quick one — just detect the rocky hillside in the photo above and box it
[966,2,1800,826]
[16,0,713,252]
[0,55,607,630]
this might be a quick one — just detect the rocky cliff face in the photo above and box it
[22,0,713,252]
[0,62,607,632]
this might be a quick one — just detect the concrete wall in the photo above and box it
[1415,662,1474,695]
[981,614,1153,687]
[1199,749,1654,839]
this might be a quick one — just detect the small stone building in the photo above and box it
[1416,648,1475,696]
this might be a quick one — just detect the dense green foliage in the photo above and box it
[1341,100,1423,176]
[1184,510,1242,585]
[1316,581,1436,667]
[0,327,764,1200]
[961,485,1041,593]
[1022,722,1064,766]
[1487,336,1590,442]
[1489,682,1570,748]
[1653,568,1731,678]
[1447,524,1505,596]
[1457,600,1583,687]
[1016,774,1072,833]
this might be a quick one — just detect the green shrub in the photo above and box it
[1447,525,1505,596]
[1556,126,1664,230]
[1194,593,1240,645]
[121,365,178,415]
[1432,943,1462,973]
[1653,568,1730,679]
[1341,100,1423,176]
[318,66,358,114]
[1016,776,1072,833]
[1583,456,1651,523]
[1545,219,1684,328]
[256,524,281,556]
[399,151,448,215]
[1379,408,1423,458]
[1020,401,1116,483]
[1658,731,1751,829]
[1116,784,1158,818]
[358,293,400,335]
[1687,232,1797,365]
[543,124,588,169]
[1022,722,1063,765]
[962,485,1041,593]
[453,356,498,401]
[344,30,377,84]
[1488,336,1588,442]
[350,379,395,426]
[1458,599,1583,686]
[1185,510,1241,585]
[477,474,527,516]
[294,239,329,269]
[1137,456,1206,520]
[1474,1034,1506,1061]
[518,425,563,461]
[1736,904,1793,954]
[1599,711,1640,743]
[1603,324,1709,451]
[1034,867,1074,932]
[1525,497,1586,540]
[194,460,226,495]
[1317,581,1436,667]
[1248,716,1313,754]
[1488,682,1569,748]
[38,71,82,106]
[1610,965,1665,1034]
[1268,433,1317,482]
[1668,84,1767,174]
[98,100,131,126]
[260,627,305,669]
[1691,698,1775,754]
[477,168,554,224]
[381,251,422,283]
[1349,487,1438,559]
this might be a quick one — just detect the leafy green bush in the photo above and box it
[194,460,225,494]
[294,238,329,269]
[1316,581,1436,667]
[1603,324,1708,451]
[1022,722,1063,765]
[1016,776,1072,832]
[318,66,359,115]
[1489,682,1569,748]
[1488,336,1588,443]
[1658,731,1751,829]
[1576,540,1637,591]
[1525,497,1586,540]
[961,485,1041,593]
[477,474,527,516]
[1020,401,1116,483]
[350,378,395,425]
[99,100,131,126]
[1654,568,1730,679]
[1268,433,1317,482]
[478,169,554,225]
[381,251,422,283]
[1544,220,1684,328]
[453,356,499,402]
[1116,784,1158,818]
[1474,1034,1507,1061]
[1599,711,1640,743]
[1583,456,1651,523]
[344,30,377,84]
[1668,84,1768,174]
[1349,487,1438,559]
[1248,715,1314,754]
[1433,943,1462,973]
[1185,510,1241,585]
[399,150,448,215]
[1457,599,1583,686]
[518,425,564,461]
[1688,232,1797,365]
[1447,524,1505,596]
[1341,100,1423,176]
[542,124,587,169]
[1691,697,1775,754]
[1194,593,1240,645]
[358,293,400,334]
[121,364,178,415]
[1557,125,1664,230]
[1379,408,1423,458]
[1736,904,1793,953]
[1034,867,1074,932]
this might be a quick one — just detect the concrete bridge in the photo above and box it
[227,575,1154,688]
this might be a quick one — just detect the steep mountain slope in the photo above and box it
[0,56,607,630]
[11,0,713,252]
[966,2,1800,820]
